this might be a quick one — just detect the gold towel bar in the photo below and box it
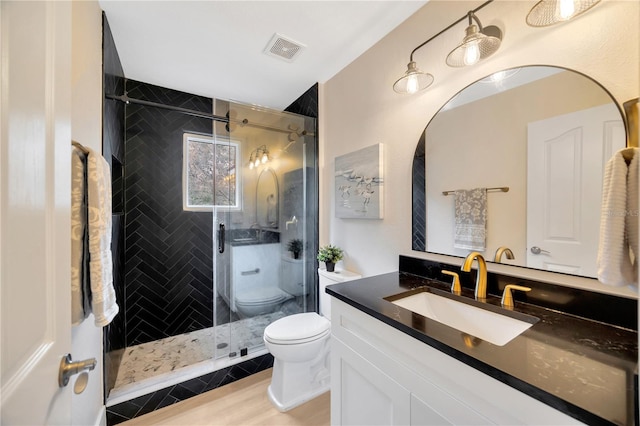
[72,141,90,155]
[442,187,509,196]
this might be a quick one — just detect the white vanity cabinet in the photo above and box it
[330,298,583,425]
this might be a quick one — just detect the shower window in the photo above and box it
[183,133,242,211]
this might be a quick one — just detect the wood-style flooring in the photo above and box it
[121,369,330,426]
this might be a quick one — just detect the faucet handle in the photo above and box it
[442,270,461,295]
[501,284,531,309]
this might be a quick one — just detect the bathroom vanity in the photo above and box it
[327,267,637,425]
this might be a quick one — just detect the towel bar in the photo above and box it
[442,186,509,196]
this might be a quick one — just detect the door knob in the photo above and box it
[530,246,550,255]
[58,354,97,388]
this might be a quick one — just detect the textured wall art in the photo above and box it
[335,143,384,219]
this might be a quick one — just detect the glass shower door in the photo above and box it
[213,100,318,362]
[211,103,242,361]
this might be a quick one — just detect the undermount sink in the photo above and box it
[385,288,538,346]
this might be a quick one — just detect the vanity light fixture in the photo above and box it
[392,0,498,94]
[446,11,502,67]
[526,0,601,27]
[393,61,434,94]
[248,145,270,170]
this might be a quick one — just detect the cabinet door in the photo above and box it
[332,337,410,425]
[411,394,452,425]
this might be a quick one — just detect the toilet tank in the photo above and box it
[280,256,307,296]
[318,268,361,319]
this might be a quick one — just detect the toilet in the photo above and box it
[233,250,304,318]
[263,267,361,412]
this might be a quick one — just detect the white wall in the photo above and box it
[321,0,639,297]
[71,2,106,425]
[426,72,611,262]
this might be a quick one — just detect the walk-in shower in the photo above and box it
[103,85,318,408]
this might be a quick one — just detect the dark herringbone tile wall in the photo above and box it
[284,83,318,119]
[412,133,426,251]
[124,80,216,346]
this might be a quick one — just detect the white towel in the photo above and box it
[87,148,119,326]
[626,150,638,269]
[454,188,487,251]
[597,148,638,287]
[71,146,89,325]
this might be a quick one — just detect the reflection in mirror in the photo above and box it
[412,66,627,279]
[256,168,279,228]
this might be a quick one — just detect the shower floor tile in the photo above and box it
[112,312,286,391]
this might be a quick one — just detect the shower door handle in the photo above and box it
[218,223,225,253]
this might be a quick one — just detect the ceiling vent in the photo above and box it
[263,33,305,62]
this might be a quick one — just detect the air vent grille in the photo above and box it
[264,33,305,62]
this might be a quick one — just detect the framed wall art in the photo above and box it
[335,143,384,219]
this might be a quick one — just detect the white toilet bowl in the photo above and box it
[235,286,292,318]
[232,253,304,318]
[263,267,361,412]
[264,313,331,411]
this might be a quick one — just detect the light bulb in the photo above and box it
[261,153,268,163]
[406,74,419,94]
[463,41,480,66]
[254,158,260,167]
[558,0,575,19]
[249,161,254,170]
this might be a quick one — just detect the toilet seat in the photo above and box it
[236,287,290,306]
[264,313,330,345]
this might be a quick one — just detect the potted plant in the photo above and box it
[287,238,304,259]
[317,244,343,272]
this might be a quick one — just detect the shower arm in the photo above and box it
[105,93,314,137]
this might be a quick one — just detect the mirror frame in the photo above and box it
[411,65,629,277]
[256,167,279,229]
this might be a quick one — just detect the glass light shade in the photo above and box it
[249,161,254,170]
[261,153,268,163]
[558,0,575,18]
[393,61,434,94]
[526,0,601,27]
[446,24,501,68]
[463,40,480,66]
[254,158,260,167]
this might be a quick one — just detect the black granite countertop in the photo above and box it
[227,229,280,246]
[326,272,638,426]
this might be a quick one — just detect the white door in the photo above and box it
[1,1,73,424]
[527,104,626,277]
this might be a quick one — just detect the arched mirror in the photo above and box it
[412,65,628,279]
[256,168,279,229]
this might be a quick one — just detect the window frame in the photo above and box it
[182,132,242,212]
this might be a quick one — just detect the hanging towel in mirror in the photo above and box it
[87,148,120,326]
[626,149,638,268]
[454,188,487,251]
[597,147,638,287]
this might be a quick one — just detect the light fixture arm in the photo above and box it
[407,0,494,62]
[468,11,483,31]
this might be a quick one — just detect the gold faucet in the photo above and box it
[494,246,515,263]
[441,271,461,295]
[461,252,487,301]
[501,284,531,309]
